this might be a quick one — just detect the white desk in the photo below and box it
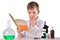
[0,38,60,40]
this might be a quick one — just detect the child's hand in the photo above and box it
[17,29,23,38]
[30,19,36,27]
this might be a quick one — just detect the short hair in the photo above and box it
[27,1,39,10]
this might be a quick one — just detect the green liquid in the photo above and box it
[3,35,15,40]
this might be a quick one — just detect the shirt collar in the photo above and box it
[36,16,40,22]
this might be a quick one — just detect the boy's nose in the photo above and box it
[31,14,34,16]
[30,15,34,18]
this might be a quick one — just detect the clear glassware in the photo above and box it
[3,20,15,40]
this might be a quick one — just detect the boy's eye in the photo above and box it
[33,12,35,14]
[29,12,31,14]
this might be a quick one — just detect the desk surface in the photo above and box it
[0,38,60,40]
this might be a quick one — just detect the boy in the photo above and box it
[17,1,44,38]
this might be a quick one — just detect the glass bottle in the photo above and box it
[50,26,55,39]
[3,20,15,40]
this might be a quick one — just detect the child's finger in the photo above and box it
[18,33,23,38]
[17,30,21,34]
[17,29,23,32]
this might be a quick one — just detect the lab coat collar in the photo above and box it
[35,16,40,22]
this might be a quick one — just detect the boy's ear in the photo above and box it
[38,10,40,14]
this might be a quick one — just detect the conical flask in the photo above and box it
[3,20,15,40]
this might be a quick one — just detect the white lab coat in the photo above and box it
[22,17,44,38]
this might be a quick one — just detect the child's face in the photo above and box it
[27,7,39,20]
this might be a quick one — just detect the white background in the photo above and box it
[0,0,60,38]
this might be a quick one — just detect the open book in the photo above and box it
[9,13,29,31]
